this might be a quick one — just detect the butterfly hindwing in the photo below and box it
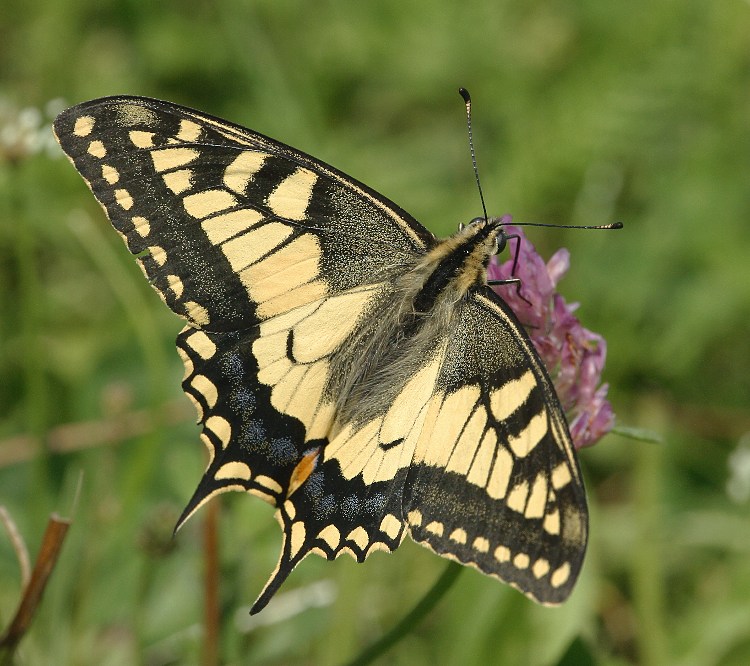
[403,290,587,604]
[176,301,415,614]
[251,458,410,613]
[174,281,392,521]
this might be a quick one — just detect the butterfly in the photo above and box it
[53,96,588,613]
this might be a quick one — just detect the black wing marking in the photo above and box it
[176,325,310,516]
[250,462,410,613]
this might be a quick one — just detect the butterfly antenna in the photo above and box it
[514,221,624,231]
[459,88,489,223]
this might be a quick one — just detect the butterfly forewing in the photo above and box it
[53,96,434,331]
[54,95,589,613]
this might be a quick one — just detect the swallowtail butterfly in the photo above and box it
[54,96,588,613]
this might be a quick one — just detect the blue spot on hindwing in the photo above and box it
[313,494,336,521]
[341,495,360,520]
[270,436,297,465]
[220,349,246,380]
[365,493,386,516]
[303,470,325,500]
[229,386,256,412]
[238,419,267,450]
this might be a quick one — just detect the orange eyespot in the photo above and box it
[288,447,321,497]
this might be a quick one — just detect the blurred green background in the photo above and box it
[2,1,749,664]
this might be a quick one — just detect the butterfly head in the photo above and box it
[456,213,514,260]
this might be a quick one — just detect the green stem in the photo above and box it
[343,561,463,666]
[632,401,668,666]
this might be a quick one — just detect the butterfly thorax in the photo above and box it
[414,218,503,309]
[329,219,503,430]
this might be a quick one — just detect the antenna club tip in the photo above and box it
[611,221,624,229]
[458,87,471,103]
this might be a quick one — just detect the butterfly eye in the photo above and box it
[459,217,486,232]
[495,231,508,255]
